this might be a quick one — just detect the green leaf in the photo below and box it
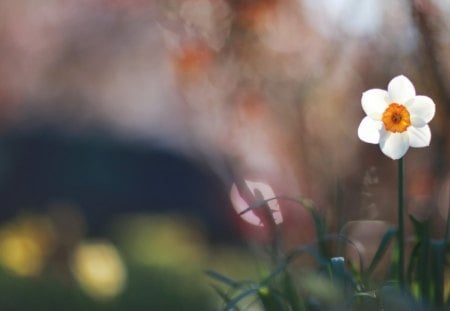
[406,242,421,286]
[239,196,325,240]
[224,287,260,311]
[258,286,290,311]
[329,256,356,296]
[409,216,431,302]
[294,197,327,250]
[430,240,446,309]
[258,245,326,291]
[205,270,241,288]
[409,215,429,241]
[210,283,239,310]
[366,227,398,276]
[238,195,326,260]
[285,245,327,268]
[330,257,347,281]
[299,273,345,306]
[282,272,304,311]
[336,234,364,274]
[380,285,415,310]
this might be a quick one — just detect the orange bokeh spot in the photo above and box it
[237,0,278,30]
[382,103,411,133]
[173,44,212,80]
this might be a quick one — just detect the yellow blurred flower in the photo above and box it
[71,240,127,300]
[115,214,207,268]
[0,216,55,277]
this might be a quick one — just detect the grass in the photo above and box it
[207,188,450,310]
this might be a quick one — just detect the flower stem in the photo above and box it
[398,158,405,288]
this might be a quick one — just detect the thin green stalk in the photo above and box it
[444,184,450,243]
[398,158,405,288]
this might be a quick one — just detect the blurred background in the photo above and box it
[0,0,449,309]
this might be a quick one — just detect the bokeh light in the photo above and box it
[71,240,127,300]
[112,214,208,268]
[0,0,449,309]
[0,216,55,277]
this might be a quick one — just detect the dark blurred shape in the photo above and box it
[0,127,237,242]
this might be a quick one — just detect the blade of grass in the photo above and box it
[205,270,242,288]
[261,245,325,286]
[352,291,378,310]
[239,195,328,258]
[406,241,421,286]
[431,240,445,309]
[282,271,304,311]
[329,256,356,302]
[258,287,290,311]
[263,234,364,288]
[224,287,259,311]
[210,283,240,311]
[296,197,326,248]
[410,216,431,302]
[366,227,398,277]
[330,257,347,284]
[285,245,328,269]
[336,234,365,275]
[239,196,325,241]
[253,189,281,266]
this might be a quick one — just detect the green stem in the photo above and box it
[398,158,405,288]
[444,184,450,243]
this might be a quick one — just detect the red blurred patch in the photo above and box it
[100,0,150,11]
[173,43,213,83]
[236,90,267,122]
[409,169,434,197]
[237,0,279,30]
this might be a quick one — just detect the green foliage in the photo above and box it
[365,227,397,278]
[0,264,216,311]
[208,196,450,310]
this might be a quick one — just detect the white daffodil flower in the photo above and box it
[358,75,435,160]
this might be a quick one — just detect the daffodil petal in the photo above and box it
[380,131,409,160]
[406,95,435,125]
[361,89,389,120]
[407,125,431,148]
[388,75,415,104]
[410,116,427,127]
[229,183,263,226]
[245,180,283,225]
[358,116,381,144]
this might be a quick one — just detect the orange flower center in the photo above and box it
[382,103,411,133]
